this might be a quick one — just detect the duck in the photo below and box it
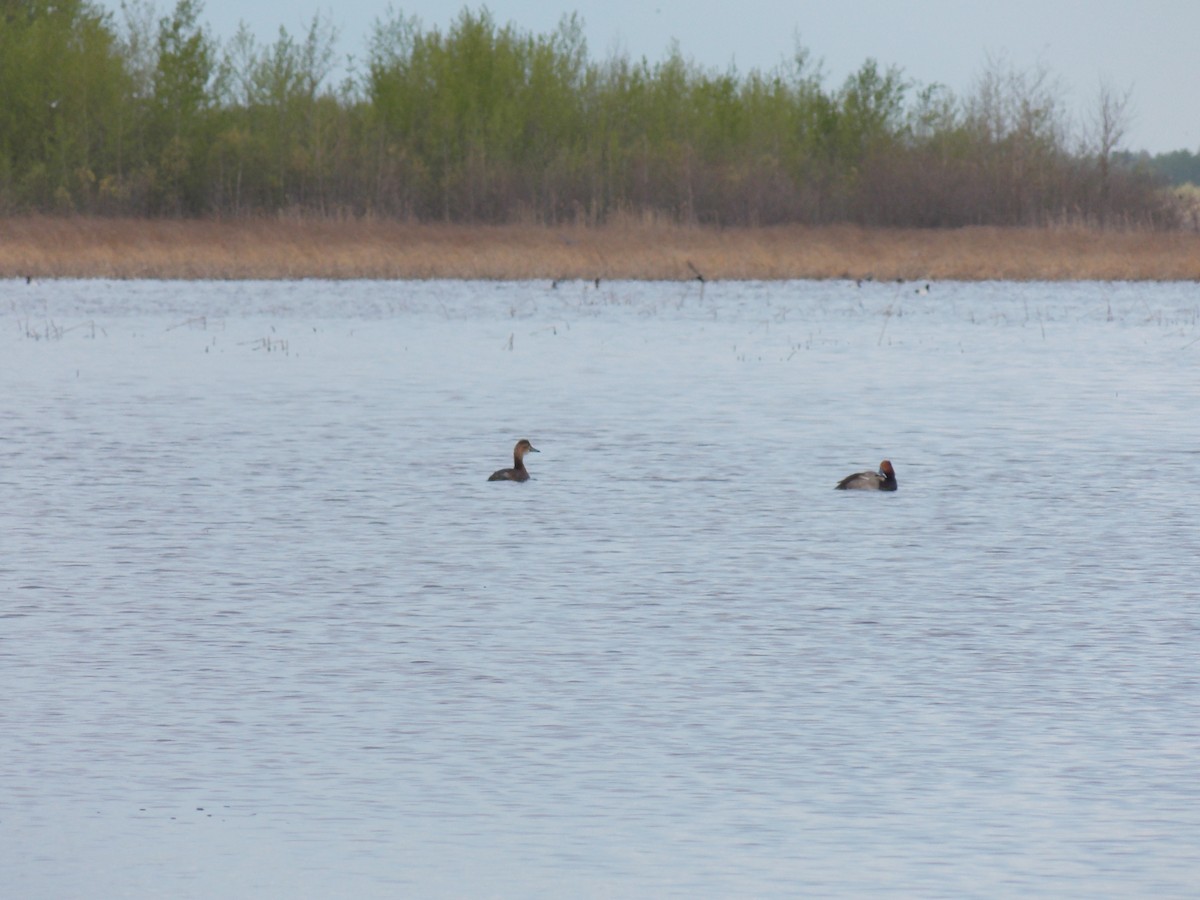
[488,439,539,482]
[835,459,897,491]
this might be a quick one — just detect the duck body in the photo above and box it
[488,439,539,482]
[836,459,897,491]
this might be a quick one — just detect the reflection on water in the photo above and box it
[3,278,1199,897]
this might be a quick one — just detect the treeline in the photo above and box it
[0,0,1179,226]
[1132,149,1200,188]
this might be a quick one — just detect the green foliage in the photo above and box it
[0,0,130,210]
[366,8,591,218]
[0,3,1177,225]
[211,14,341,211]
[1139,149,1200,187]
[145,0,214,211]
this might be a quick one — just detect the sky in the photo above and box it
[108,0,1200,154]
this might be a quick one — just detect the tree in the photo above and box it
[0,0,129,210]
[150,0,215,213]
[1086,80,1132,221]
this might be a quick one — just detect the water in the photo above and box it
[2,278,1198,897]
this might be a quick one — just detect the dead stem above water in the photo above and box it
[2,216,1198,282]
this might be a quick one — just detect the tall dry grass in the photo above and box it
[2,215,1198,281]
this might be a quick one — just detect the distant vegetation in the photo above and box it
[1132,149,1200,187]
[0,0,1189,227]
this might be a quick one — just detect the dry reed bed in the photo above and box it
[2,216,1198,281]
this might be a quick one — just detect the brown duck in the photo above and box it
[488,439,539,482]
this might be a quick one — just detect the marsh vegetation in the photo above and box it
[4,216,1200,281]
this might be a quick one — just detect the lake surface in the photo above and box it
[2,277,1198,898]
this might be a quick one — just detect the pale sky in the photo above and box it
[110,0,1200,154]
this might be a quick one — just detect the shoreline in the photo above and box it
[2,216,1199,282]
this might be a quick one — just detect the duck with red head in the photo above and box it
[488,439,539,482]
[836,459,897,491]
